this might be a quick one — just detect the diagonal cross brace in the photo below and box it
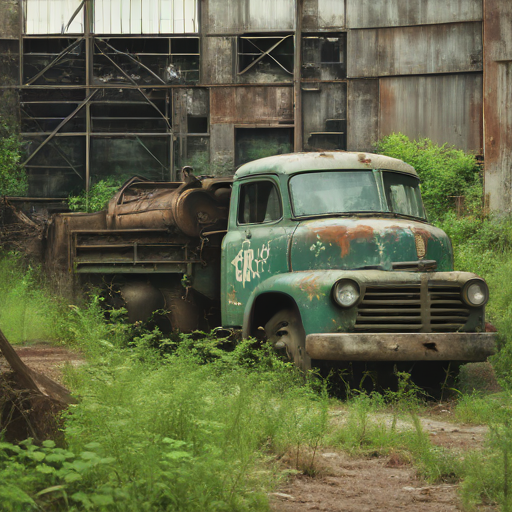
[238,35,293,75]
[94,42,172,131]
[98,38,166,85]
[25,37,84,86]
[22,90,99,167]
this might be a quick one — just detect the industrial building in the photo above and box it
[0,0,510,212]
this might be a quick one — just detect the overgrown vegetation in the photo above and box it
[68,178,124,213]
[0,124,27,197]
[376,133,482,221]
[0,256,69,344]
[4,134,512,509]
[378,133,512,510]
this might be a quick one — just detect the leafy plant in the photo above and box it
[68,178,123,213]
[376,133,481,221]
[0,124,27,197]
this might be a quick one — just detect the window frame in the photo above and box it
[236,177,283,227]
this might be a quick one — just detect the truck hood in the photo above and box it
[290,217,453,272]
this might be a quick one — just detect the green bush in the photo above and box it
[68,178,123,213]
[376,133,481,220]
[0,124,27,197]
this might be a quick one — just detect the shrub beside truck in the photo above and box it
[46,152,496,377]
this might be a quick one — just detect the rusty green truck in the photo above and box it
[47,152,496,375]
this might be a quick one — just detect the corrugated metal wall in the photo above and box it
[346,0,482,28]
[483,0,512,212]
[6,0,512,206]
[348,23,482,77]
[379,74,483,152]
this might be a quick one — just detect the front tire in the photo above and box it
[265,307,311,372]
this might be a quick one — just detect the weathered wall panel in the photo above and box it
[210,86,293,124]
[347,79,379,152]
[346,0,482,29]
[379,74,483,153]
[483,0,512,212]
[246,0,294,31]
[348,22,482,78]
[302,83,347,151]
[210,123,235,175]
[202,37,234,84]
[303,0,345,31]
[0,0,19,38]
[205,0,294,34]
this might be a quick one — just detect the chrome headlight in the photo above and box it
[462,279,489,307]
[333,280,360,308]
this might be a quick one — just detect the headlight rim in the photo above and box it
[462,278,489,307]
[332,279,361,308]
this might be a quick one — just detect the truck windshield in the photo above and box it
[289,170,426,220]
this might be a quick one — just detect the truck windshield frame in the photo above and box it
[288,169,427,221]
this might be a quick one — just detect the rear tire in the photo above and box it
[265,307,311,372]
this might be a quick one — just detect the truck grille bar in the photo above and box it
[355,284,469,333]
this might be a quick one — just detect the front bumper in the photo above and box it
[306,332,496,362]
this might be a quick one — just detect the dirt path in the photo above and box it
[0,343,84,385]
[271,411,493,512]
[0,344,495,511]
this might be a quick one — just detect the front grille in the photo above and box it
[429,285,470,332]
[356,286,422,332]
[354,284,469,333]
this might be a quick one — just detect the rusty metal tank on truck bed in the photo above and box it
[45,170,232,330]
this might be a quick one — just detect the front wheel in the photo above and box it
[265,308,311,372]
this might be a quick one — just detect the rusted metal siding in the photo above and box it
[0,0,19,38]
[347,79,379,152]
[210,123,235,175]
[202,37,234,84]
[205,0,294,34]
[303,0,345,31]
[483,0,512,212]
[346,0,482,29]
[302,83,347,151]
[210,86,293,124]
[348,22,482,78]
[379,74,483,153]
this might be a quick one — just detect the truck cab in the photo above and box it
[221,152,495,371]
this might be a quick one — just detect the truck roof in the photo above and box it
[234,151,417,179]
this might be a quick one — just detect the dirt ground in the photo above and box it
[270,419,492,512]
[0,344,496,511]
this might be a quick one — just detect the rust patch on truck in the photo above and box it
[299,274,323,301]
[358,153,372,165]
[312,224,375,257]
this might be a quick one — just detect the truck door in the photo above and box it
[221,176,291,327]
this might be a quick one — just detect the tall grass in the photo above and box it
[0,254,70,344]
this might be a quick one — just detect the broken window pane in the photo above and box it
[90,136,171,183]
[93,37,199,85]
[24,0,84,34]
[175,136,210,175]
[302,34,346,80]
[94,0,199,34]
[91,99,168,133]
[21,89,86,133]
[23,38,86,85]
[23,135,86,197]
[235,128,293,167]
[238,35,294,83]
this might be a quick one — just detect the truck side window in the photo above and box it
[238,181,282,224]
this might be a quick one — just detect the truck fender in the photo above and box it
[241,271,341,338]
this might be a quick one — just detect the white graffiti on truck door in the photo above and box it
[231,240,270,288]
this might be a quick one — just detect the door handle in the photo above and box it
[245,230,252,239]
